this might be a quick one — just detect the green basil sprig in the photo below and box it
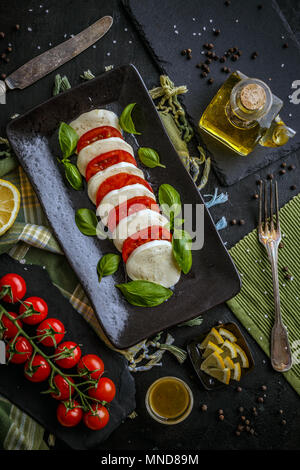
[64,161,83,190]
[119,103,141,135]
[159,183,182,231]
[116,280,173,307]
[58,122,79,159]
[75,208,98,236]
[97,254,121,283]
[172,229,192,274]
[137,147,166,169]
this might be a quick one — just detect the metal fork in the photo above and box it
[258,180,292,372]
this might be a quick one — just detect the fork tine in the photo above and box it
[275,180,280,231]
[270,180,274,231]
[264,180,268,231]
[259,179,263,230]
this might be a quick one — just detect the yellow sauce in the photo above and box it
[148,377,190,419]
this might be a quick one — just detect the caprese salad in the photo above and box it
[69,109,182,289]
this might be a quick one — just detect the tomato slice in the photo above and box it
[122,225,172,263]
[85,150,137,181]
[77,126,123,153]
[96,173,154,207]
[107,196,159,232]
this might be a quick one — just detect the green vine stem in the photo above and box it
[0,304,106,412]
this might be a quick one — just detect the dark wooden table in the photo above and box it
[0,0,299,450]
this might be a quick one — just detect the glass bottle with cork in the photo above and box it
[199,71,296,156]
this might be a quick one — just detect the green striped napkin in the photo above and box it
[228,193,300,396]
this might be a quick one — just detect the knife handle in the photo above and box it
[0,81,6,105]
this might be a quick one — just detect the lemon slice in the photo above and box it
[231,362,242,381]
[0,179,20,236]
[200,351,225,371]
[224,356,235,370]
[199,327,224,350]
[218,327,237,343]
[202,341,224,358]
[204,367,231,385]
[220,340,237,359]
[234,344,249,368]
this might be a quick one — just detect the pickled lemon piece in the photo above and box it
[200,351,225,371]
[199,327,224,350]
[204,367,231,385]
[218,327,237,343]
[224,356,235,370]
[0,179,20,236]
[220,339,238,359]
[231,362,242,381]
[202,341,224,358]
[234,344,249,368]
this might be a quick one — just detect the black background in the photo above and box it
[0,0,300,450]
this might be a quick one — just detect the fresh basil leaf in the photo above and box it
[172,229,192,274]
[58,122,78,159]
[64,161,83,190]
[119,103,141,135]
[159,184,182,228]
[138,147,166,168]
[75,208,98,236]
[97,253,121,282]
[116,280,173,307]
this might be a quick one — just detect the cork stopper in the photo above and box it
[240,84,266,111]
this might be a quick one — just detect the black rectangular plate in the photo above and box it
[123,0,300,186]
[187,322,255,391]
[0,254,135,450]
[6,64,241,350]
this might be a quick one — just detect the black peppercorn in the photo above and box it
[288,164,296,170]
[15,24,20,31]
[1,53,6,59]
[214,29,221,36]
[279,169,286,175]
[282,266,289,272]
[0,73,6,79]
[283,43,288,48]
[0,32,5,39]
[205,58,212,65]
[267,173,274,180]
[207,78,214,85]
[196,63,202,68]
[251,52,258,59]
[279,242,284,249]
[219,414,224,421]
[201,404,208,411]
[235,431,241,436]
[261,385,267,391]
[281,419,287,425]
[290,185,296,190]
[238,219,245,225]
[253,193,259,199]
[201,72,207,78]
[281,162,287,168]
[237,386,242,392]
[225,0,231,5]
[239,407,244,413]
[7,46,12,53]
[219,56,226,63]
[181,49,187,56]
[257,397,264,403]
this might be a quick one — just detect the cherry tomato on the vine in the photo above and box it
[77,354,104,380]
[6,336,33,364]
[0,273,26,303]
[88,377,116,403]
[83,404,109,430]
[54,341,81,369]
[19,296,48,325]
[36,318,65,347]
[1,311,22,340]
[24,354,51,382]
[51,374,75,401]
[57,400,83,427]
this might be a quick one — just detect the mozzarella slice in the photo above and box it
[77,137,134,176]
[96,184,156,225]
[126,240,181,288]
[70,109,121,137]
[87,163,144,204]
[112,209,168,252]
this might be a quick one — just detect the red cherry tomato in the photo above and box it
[36,318,65,347]
[24,354,51,382]
[51,374,75,400]
[88,377,116,403]
[54,341,81,369]
[0,273,26,303]
[107,196,159,233]
[57,400,83,428]
[77,354,105,380]
[19,296,48,325]
[85,150,137,181]
[96,173,153,207]
[83,404,109,430]
[6,336,33,364]
[122,225,172,263]
[77,126,123,153]
[1,311,22,340]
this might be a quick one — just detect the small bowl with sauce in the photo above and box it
[145,376,194,425]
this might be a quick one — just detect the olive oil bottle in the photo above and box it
[199,71,295,156]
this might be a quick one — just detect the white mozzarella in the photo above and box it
[69,109,121,138]
[87,163,144,204]
[126,240,181,288]
[96,184,156,225]
[112,209,168,252]
[77,137,134,176]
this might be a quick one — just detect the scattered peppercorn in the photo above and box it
[285,273,292,280]
[241,415,246,421]
[208,43,214,49]
[15,24,20,31]
[267,173,274,180]
[207,78,214,85]
[253,193,259,199]
[196,63,202,68]
[251,52,258,59]
[281,162,287,168]
[290,185,296,190]
[283,43,288,48]
[0,32,5,39]
[245,419,250,425]
[1,53,6,59]
[238,219,245,225]
[7,46,12,53]
[214,29,221,36]
[235,431,241,436]
[261,385,267,391]
[219,414,224,421]
[205,58,212,65]
[225,0,231,5]
[201,404,208,411]
[256,179,262,185]
[279,169,286,175]
[257,4,263,9]
[279,409,284,414]
[219,56,226,63]
[282,266,289,272]
[238,424,244,431]
[250,428,255,435]
[252,407,257,414]
[288,164,296,170]
[279,242,284,249]
[239,407,244,413]
[281,419,287,425]
[201,72,208,78]
[237,50,242,56]
[0,73,6,79]
[218,409,224,415]
[237,387,242,392]
[181,49,187,56]
[257,397,264,403]
[230,219,237,226]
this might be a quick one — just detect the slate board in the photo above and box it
[0,255,136,450]
[123,0,300,186]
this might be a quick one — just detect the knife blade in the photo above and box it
[3,15,113,91]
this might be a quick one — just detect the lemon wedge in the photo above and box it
[199,327,224,350]
[0,179,20,236]
[234,344,249,368]
[202,341,224,358]
[220,340,238,359]
[204,367,231,385]
[200,351,225,371]
[218,327,237,343]
[224,356,235,370]
[231,362,242,381]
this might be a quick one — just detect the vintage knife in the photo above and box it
[0,15,113,102]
